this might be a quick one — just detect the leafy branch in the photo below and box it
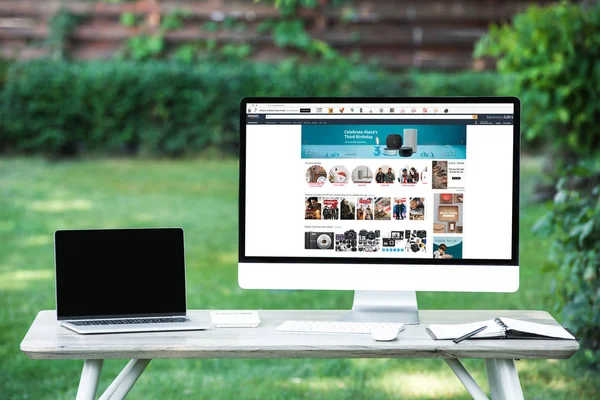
[47,7,85,60]
[118,0,192,61]
[256,0,353,61]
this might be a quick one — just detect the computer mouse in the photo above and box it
[371,327,402,342]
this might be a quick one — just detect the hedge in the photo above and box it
[0,60,502,156]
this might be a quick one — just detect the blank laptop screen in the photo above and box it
[55,228,186,320]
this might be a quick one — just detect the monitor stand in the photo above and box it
[340,290,420,325]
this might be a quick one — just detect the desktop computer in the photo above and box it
[239,97,520,326]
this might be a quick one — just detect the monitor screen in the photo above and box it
[240,99,519,266]
[55,228,186,319]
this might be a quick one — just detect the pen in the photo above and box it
[453,325,487,344]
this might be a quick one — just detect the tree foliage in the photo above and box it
[475,2,600,157]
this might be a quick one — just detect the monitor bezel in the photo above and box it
[239,97,520,267]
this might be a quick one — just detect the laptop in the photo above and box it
[54,228,209,334]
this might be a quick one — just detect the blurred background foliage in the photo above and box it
[0,0,599,380]
[475,2,600,160]
[534,161,600,367]
[475,1,600,367]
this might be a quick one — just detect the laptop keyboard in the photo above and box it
[68,317,190,326]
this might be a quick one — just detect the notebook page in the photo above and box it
[427,319,505,340]
[499,318,575,340]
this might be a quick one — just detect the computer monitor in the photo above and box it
[239,97,520,324]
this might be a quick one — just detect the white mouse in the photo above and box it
[371,327,403,342]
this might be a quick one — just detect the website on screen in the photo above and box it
[244,103,515,261]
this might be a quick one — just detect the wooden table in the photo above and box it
[21,310,579,400]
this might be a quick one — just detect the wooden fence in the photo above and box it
[0,0,556,70]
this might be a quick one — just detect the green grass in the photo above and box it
[0,156,598,399]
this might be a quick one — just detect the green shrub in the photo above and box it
[534,163,600,367]
[0,58,10,87]
[475,2,600,157]
[410,71,505,97]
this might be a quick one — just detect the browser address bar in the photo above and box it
[265,115,477,119]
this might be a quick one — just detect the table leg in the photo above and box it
[485,359,524,400]
[444,358,489,400]
[76,359,103,400]
[98,359,151,400]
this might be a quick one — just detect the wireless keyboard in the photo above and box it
[276,320,405,334]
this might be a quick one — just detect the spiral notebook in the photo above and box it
[427,317,575,340]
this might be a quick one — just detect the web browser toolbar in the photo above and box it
[246,104,514,114]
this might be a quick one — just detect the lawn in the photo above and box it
[0,156,598,399]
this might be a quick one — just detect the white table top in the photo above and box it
[21,310,579,360]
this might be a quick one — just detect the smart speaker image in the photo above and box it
[352,166,373,183]
[385,134,403,149]
[399,147,413,157]
[404,129,418,153]
[383,134,402,156]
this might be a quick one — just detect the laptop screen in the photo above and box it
[55,228,187,320]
